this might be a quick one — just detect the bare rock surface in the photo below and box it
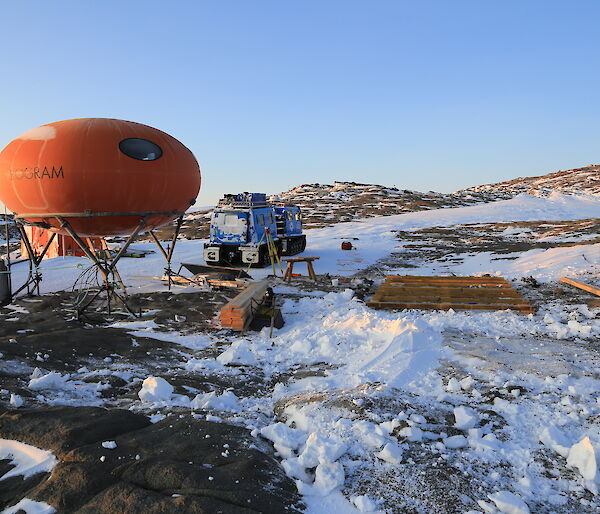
[0,406,302,513]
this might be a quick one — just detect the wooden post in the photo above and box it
[559,277,600,297]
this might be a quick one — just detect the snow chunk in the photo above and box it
[260,423,306,449]
[409,413,426,424]
[28,371,70,391]
[297,461,345,496]
[566,436,597,481]
[191,390,241,412]
[453,406,478,430]
[398,425,423,442]
[351,495,379,512]
[281,457,311,481]
[376,442,403,464]
[488,490,530,514]
[354,421,389,448]
[446,377,461,393]
[9,394,23,408]
[444,435,468,449]
[379,418,401,434]
[460,376,474,390]
[216,341,258,366]
[101,441,117,449]
[298,432,347,468]
[138,377,174,402]
[567,319,592,338]
[0,439,58,481]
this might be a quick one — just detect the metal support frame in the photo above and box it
[149,215,184,290]
[9,209,187,318]
[57,216,147,317]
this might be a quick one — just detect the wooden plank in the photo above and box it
[225,280,269,309]
[221,316,248,326]
[283,256,320,263]
[385,279,508,284]
[373,286,523,298]
[384,279,511,287]
[388,274,508,280]
[387,275,508,283]
[366,301,534,313]
[559,277,600,297]
[220,278,270,330]
[371,294,528,305]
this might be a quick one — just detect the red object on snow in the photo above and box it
[20,226,104,259]
[341,241,353,250]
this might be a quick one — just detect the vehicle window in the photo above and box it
[223,214,242,226]
[119,138,162,161]
[259,214,265,226]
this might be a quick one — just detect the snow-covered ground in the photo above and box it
[3,191,600,513]
[8,192,600,294]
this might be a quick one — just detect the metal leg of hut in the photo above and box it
[148,215,184,290]
[12,225,57,297]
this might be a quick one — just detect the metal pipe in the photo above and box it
[3,205,11,297]
[149,231,169,260]
[57,217,109,282]
[15,210,185,219]
[167,216,184,262]
[34,232,57,266]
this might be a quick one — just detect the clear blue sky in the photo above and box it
[1,1,599,205]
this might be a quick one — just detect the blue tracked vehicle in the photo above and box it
[204,193,306,266]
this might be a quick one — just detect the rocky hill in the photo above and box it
[269,165,598,229]
[270,182,497,229]
[459,164,600,197]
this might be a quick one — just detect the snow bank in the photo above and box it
[0,439,58,481]
[2,498,56,514]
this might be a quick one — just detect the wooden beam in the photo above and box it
[559,277,600,297]
[372,286,523,298]
[220,279,270,331]
[366,301,534,313]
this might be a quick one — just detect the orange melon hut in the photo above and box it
[0,118,201,238]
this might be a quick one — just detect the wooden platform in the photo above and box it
[367,275,534,313]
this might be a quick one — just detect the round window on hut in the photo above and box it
[119,138,163,161]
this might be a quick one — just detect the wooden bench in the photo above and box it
[282,256,320,282]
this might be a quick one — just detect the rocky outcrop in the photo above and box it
[0,406,302,513]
